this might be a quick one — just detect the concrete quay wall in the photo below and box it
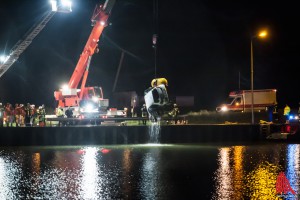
[0,124,265,146]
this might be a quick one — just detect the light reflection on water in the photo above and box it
[213,147,233,199]
[80,147,100,199]
[0,143,299,199]
[212,144,300,200]
[286,144,300,199]
[0,155,21,199]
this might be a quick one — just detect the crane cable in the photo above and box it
[152,0,158,78]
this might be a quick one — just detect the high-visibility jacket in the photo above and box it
[284,106,291,116]
[56,108,64,117]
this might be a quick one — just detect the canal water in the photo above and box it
[0,142,298,199]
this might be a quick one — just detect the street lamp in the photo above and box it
[251,30,268,124]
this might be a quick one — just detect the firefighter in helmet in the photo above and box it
[37,105,46,127]
[168,103,180,124]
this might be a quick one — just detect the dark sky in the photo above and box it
[0,0,299,111]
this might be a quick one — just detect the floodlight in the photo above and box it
[0,55,9,63]
[0,55,6,63]
[92,96,98,102]
[60,0,72,12]
[50,0,57,11]
[62,84,69,90]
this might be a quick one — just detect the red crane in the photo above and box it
[54,0,115,117]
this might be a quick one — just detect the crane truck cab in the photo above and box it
[216,89,277,112]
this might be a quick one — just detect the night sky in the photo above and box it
[0,0,299,111]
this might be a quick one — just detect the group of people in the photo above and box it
[0,102,46,127]
[55,106,74,126]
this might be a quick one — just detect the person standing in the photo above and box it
[283,104,291,123]
[0,103,4,127]
[30,105,37,126]
[5,103,13,127]
[123,107,128,117]
[37,105,46,127]
[14,103,20,127]
[24,103,32,127]
[168,104,180,124]
[141,104,148,125]
[56,106,65,126]
[19,104,26,127]
[65,107,73,126]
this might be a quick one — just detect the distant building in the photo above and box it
[112,91,139,109]
[175,96,194,107]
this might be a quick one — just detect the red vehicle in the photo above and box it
[54,0,116,117]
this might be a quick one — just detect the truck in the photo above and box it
[53,0,123,118]
[216,89,277,112]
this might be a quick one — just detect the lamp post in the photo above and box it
[250,30,267,124]
[251,38,254,124]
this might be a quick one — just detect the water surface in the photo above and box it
[0,143,298,199]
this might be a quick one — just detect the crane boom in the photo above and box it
[0,1,72,78]
[68,0,115,89]
[0,11,55,78]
